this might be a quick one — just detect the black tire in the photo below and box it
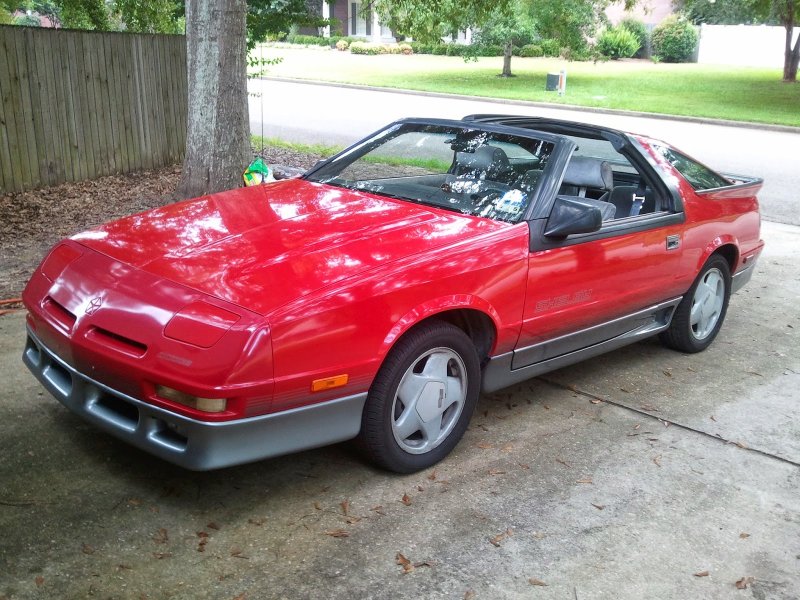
[660,254,731,353]
[357,320,481,473]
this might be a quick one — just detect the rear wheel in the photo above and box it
[660,254,731,353]
[358,321,480,473]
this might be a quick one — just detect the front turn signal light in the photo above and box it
[155,385,227,413]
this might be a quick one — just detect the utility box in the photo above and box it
[545,72,559,91]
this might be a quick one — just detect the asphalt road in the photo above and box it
[248,78,800,226]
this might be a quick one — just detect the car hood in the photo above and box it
[71,179,507,315]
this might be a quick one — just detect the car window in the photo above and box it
[307,123,555,223]
[652,145,732,191]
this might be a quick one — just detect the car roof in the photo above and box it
[462,114,632,151]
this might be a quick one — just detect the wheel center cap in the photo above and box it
[416,381,446,422]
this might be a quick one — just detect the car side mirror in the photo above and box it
[544,196,603,238]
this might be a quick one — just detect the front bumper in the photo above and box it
[23,327,367,470]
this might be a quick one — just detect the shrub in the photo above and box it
[651,15,698,63]
[596,27,639,60]
[539,39,562,58]
[618,17,648,58]
[399,43,413,55]
[475,44,504,57]
[349,41,383,55]
[519,44,543,58]
[431,44,448,55]
[335,39,349,51]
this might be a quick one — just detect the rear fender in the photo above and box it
[699,235,739,273]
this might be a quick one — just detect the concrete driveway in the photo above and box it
[1,220,798,599]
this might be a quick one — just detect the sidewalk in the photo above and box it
[1,222,797,599]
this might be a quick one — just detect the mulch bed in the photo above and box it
[0,147,323,304]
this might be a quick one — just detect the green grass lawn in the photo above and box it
[257,46,800,127]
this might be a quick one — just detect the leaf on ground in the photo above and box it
[739,532,750,539]
[152,528,168,544]
[694,570,709,577]
[230,547,248,559]
[528,578,547,586]
[576,477,593,484]
[81,543,95,555]
[248,518,265,526]
[488,469,506,475]
[532,531,546,539]
[232,593,246,600]
[417,485,425,492]
[518,463,530,470]
[340,499,350,516]
[464,591,476,600]
[735,441,748,449]
[370,505,386,515]
[501,443,514,452]
[663,370,673,377]
[735,576,755,589]
[489,528,513,547]
[324,529,350,538]
[116,564,132,571]
[476,441,494,449]
[152,552,172,559]
[652,455,662,467]
[396,552,414,574]
[207,522,220,530]
[427,470,437,481]
[128,498,142,506]
[591,503,605,510]
[710,415,717,422]
[640,404,659,412]
[590,399,602,404]
[556,458,572,468]
[345,516,362,524]
[313,502,322,511]
[401,493,412,506]
[35,576,44,587]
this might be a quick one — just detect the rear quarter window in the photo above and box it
[653,145,731,191]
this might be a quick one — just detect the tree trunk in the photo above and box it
[177,0,250,199]
[501,40,513,77]
[783,22,799,82]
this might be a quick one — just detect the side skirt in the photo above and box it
[482,297,682,394]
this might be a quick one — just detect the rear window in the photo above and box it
[654,145,731,191]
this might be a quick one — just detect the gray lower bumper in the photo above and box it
[732,261,757,294]
[23,328,367,470]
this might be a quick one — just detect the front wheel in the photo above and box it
[357,321,480,473]
[660,254,731,353]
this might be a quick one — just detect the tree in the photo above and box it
[773,0,800,81]
[470,3,536,77]
[58,0,109,29]
[681,0,799,81]
[373,0,624,76]
[176,0,322,197]
[177,0,250,198]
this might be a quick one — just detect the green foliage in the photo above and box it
[58,0,109,30]
[247,0,325,49]
[529,0,601,56]
[618,17,648,57]
[679,0,764,25]
[349,41,411,55]
[14,12,41,25]
[651,15,699,63]
[596,26,639,59]
[335,38,349,50]
[519,43,543,57]
[112,0,182,33]
[539,38,562,57]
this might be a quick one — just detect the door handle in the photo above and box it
[666,235,680,250]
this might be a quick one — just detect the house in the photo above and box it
[323,1,395,42]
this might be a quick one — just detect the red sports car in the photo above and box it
[22,116,764,473]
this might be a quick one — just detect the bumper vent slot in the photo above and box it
[43,297,76,332]
[92,393,140,431]
[86,327,147,358]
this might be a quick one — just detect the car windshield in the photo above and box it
[305,123,556,222]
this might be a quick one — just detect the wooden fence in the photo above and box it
[0,26,187,193]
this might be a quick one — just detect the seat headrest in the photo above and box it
[562,156,613,190]
[456,145,512,179]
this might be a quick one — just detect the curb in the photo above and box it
[260,76,800,135]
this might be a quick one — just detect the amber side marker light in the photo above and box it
[155,385,227,413]
[311,374,349,393]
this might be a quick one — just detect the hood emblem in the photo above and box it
[85,296,103,315]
